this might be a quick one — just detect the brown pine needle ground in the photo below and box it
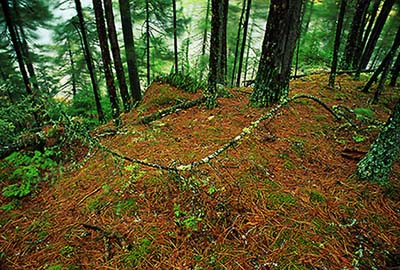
[1,74,399,269]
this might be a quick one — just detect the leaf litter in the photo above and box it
[0,74,399,269]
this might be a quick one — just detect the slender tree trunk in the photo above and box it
[357,99,400,184]
[231,0,246,87]
[207,0,223,108]
[104,0,131,112]
[362,26,400,95]
[301,0,314,46]
[250,0,304,107]
[118,0,142,102]
[342,0,370,70]
[243,18,254,83]
[66,39,77,96]
[12,0,40,92]
[201,0,210,57]
[92,0,121,127]
[74,0,104,123]
[358,0,394,70]
[219,0,229,84]
[360,0,380,55]
[329,0,347,87]
[1,0,32,96]
[172,0,178,74]
[145,0,151,85]
[389,50,400,87]
[236,0,251,87]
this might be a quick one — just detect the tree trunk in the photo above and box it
[389,50,400,87]
[230,0,246,87]
[92,0,121,127]
[1,0,32,96]
[342,0,370,70]
[219,0,229,85]
[301,0,314,46]
[146,0,151,85]
[201,0,210,57]
[357,99,400,184]
[74,0,105,123]
[358,0,394,70]
[250,0,304,107]
[362,26,400,95]
[243,18,254,83]
[208,0,227,107]
[66,39,77,97]
[236,0,251,87]
[118,0,142,102]
[172,0,178,74]
[103,0,131,112]
[12,0,40,92]
[360,0,380,58]
[328,0,347,87]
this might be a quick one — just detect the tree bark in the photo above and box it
[1,0,32,96]
[236,0,251,87]
[250,0,304,107]
[357,99,400,184]
[358,0,394,70]
[103,0,131,112]
[342,0,370,70]
[92,0,121,127]
[201,0,210,57]
[118,0,142,102]
[231,0,246,87]
[66,38,77,96]
[329,0,347,87]
[243,17,254,83]
[145,0,151,85]
[172,0,178,74]
[207,0,229,107]
[362,26,400,95]
[74,0,105,123]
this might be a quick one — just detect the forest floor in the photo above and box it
[0,74,400,269]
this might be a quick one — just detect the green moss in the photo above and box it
[268,192,297,209]
[310,190,326,203]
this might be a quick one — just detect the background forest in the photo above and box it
[1,0,400,269]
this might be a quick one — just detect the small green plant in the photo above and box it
[1,150,58,198]
[60,245,74,258]
[354,107,374,122]
[173,203,203,232]
[160,71,206,93]
[123,238,152,267]
[352,134,366,143]
[310,190,326,203]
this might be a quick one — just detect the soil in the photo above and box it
[1,74,399,269]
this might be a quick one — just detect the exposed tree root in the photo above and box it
[133,96,207,125]
[95,94,344,172]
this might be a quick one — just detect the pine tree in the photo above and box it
[92,0,121,127]
[250,0,304,107]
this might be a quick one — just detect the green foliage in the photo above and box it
[1,150,58,198]
[159,70,206,93]
[173,203,203,232]
[354,107,374,122]
[60,245,75,258]
[123,238,152,267]
[310,190,326,203]
[352,134,366,143]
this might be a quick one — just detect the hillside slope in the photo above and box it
[1,75,399,269]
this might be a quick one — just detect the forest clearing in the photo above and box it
[1,74,399,269]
